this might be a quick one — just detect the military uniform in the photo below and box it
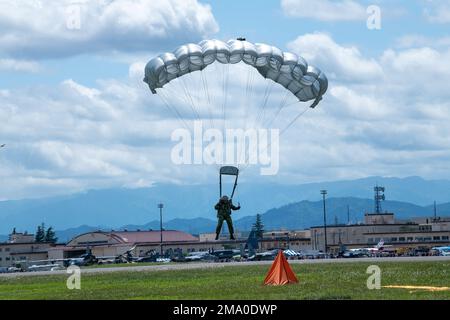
[215,198,240,240]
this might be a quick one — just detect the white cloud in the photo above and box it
[424,1,450,23]
[0,0,219,59]
[287,33,383,81]
[280,32,450,183]
[380,47,450,99]
[396,35,450,49]
[281,0,366,21]
[0,59,41,72]
[380,47,450,76]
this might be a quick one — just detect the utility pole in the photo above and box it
[320,190,328,256]
[347,205,350,224]
[158,203,164,256]
[434,201,437,222]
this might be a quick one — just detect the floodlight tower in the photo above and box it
[374,185,385,214]
[158,203,164,256]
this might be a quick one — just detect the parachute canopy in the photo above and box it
[144,39,328,106]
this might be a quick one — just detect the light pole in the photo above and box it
[157,203,164,256]
[320,190,328,256]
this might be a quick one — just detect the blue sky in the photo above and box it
[1,0,450,200]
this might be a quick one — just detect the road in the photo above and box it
[1,255,449,279]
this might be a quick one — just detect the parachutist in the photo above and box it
[237,37,246,41]
[214,195,240,240]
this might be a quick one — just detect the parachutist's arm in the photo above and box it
[231,203,241,211]
[214,203,220,210]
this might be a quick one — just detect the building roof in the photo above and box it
[113,230,198,243]
[66,230,199,247]
[365,212,394,216]
[309,223,419,229]
[363,230,450,235]
[0,241,56,246]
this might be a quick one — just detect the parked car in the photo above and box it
[210,250,235,261]
[180,252,219,263]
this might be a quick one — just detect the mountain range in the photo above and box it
[28,197,450,243]
[1,176,450,239]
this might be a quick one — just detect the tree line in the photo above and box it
[34,223,58,243]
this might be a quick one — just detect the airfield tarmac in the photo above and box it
[1,255,449,279]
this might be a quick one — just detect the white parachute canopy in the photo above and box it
[143,38,328,168]
[144,39,327,103]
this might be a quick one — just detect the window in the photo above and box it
[399,237,405,241]
[391,237,398,242]
[5,248,10,252]
[433,236,441,241]
[5,257,10,261]
[442,236,449,240]
[0,257,2,261]
[423,237,432,241]
[407,237,413,241]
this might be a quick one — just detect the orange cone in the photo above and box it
[263,250,298,286]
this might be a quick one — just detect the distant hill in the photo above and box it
[1,176,450,234]
[39,197,450,243]
[234,197,438,231]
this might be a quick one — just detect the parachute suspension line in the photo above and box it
[158,89,188,128]
[238,66,256,168]
[221,63,230,137]
[188,70,210,130]
[191,71,206,120]
[160,82,196,122]
[243,66,256,129]
[239,74,271,165]
[249,81,269,130]
[254,81,274,128]
[279,104,311,136]
[263,91,291,129]
[220,63,226,136]
[180,76,201,121]
[239,103,312,174]
[161,81,186,107]
[236,67,251,169]
[200,70,215,131]
[157,90,191,131]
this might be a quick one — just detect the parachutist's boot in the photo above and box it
[230,234,235,240]
[215,233,219,240]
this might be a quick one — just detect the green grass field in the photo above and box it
[0,261,449,300]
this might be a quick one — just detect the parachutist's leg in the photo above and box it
[216,215,224,240]
[225,215,235,240]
